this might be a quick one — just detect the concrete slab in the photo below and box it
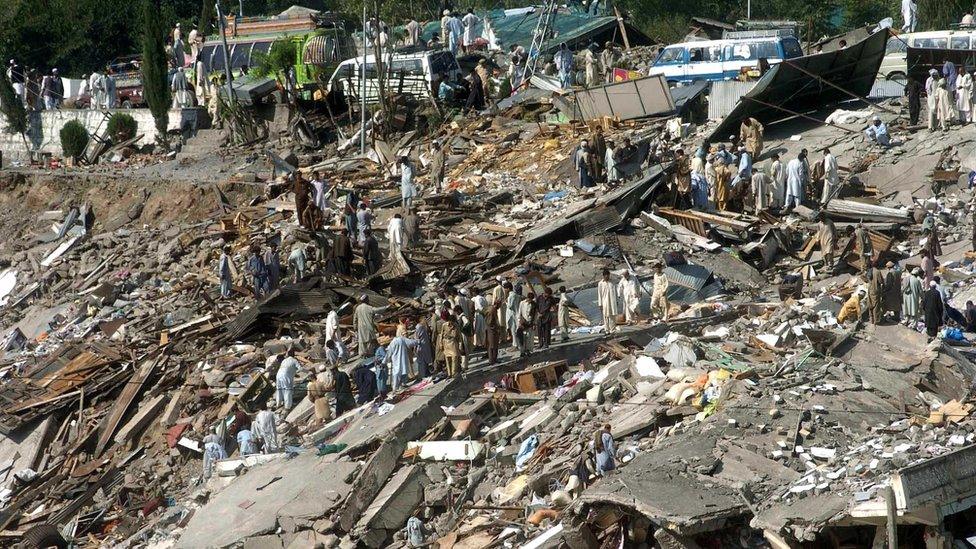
[353,464,428,547]
[176,453,358,548]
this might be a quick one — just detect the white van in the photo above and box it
[879,30,976,82]
[327,50,461,104]
[647,35,804,84]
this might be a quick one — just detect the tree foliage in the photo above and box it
[140,0,171,143]
[252,39,299,84]
[107,113,138,143]
[0,72,28,138]
[60,120,90,160]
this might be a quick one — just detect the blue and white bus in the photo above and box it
[648,36,804,84]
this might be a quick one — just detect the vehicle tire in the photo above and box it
[20,523,67,549]
[122,100,132,109]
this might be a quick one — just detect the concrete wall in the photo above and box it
[0,108,207,163]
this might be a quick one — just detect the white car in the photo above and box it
[879,30,976,82]
[648,35,804,84]
[328,50,461,105]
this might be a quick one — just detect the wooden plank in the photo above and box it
[477,222,518,235]
[93,356,159,457]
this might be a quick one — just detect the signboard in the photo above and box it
[612,68,643,82]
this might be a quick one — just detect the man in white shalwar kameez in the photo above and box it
[901,0,917,33]
[651,264,669,321]
[752,170,772,212]
[958,66,973,124]
[926,69,939,131]
[505,284,520,348]
[385,333,418,391]
[821,148,839,204]
[490,277,507,338]
[387,213,405,260]
[202,429,226,479]
[461,10,480,53]
[936,79,954,132]
[275,349,300,410]
[252,404,279,453]
[784,152,807,211]
[769,154,786,208]
[617,271,640,324]
[597,269,618,333]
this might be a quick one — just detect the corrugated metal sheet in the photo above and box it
[869,79,904,99]
[573,75,675,121]
[708,81,756,119]
[665,263,724,304]
[709,29,890,140]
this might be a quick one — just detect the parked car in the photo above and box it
[647,34,804,84]
[878,30,976,83]
[327,50,462,105]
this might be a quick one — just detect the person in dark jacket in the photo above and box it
[922,281,945,338]
[465,71,485,112]
[332,228,353,276]
[362,229,382,275]
[352,360,377,404]
[536,287,556,350]
[332,363,357,415]
[246,245,269,298]
[906,77,923,126]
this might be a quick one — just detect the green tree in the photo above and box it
[0,72,29,149]
[200,0,216,35]
[140,0,171,147]
[252,39,299,90]
[60,120,90,161]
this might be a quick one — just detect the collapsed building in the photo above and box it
[4,11,976,549]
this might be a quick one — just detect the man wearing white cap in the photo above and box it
[865,116,890,147]
[925,69,939,131]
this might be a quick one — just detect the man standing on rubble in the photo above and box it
[855,222,873,274]
[437,310,462,377]
[264,244,281,291]
[906,76,923,126]
[597,269,619,333]
[555,43,574,89]
[537,287,556,349]
[201,427,226,480]
[333,228,353,276]
[415,315,433,376]
[903,267,923,325]
[617,271,640,324]
[923,281,945,338]
[558,286,575,341]
[600,42,617,83]
[651,263,669,322]
[387,213,405,259]
[357,203,374,245]
[926,69,940,131]
[784,151,807,212]
[363,229,382,275]
[739,118,764,160]
[901,0,917,32]
[867,269,885,325]
[485,304,500,364]
[461,9,480,54]
[575,139,596,188]
[884,262,903,322]
[769,154,786,208]
[959,66,973,124]
[355,294,387,356]
[921,248,936,286]
[217,246,233,298]
[491,277,507,339]
[752,166,772,212]
[275,349,301,410]
[430,141,446,192]
[400,157,417,210]
[672,149,692,209]
[246,245,269,298]
[385,329,418,392]
[253,402,279,453]
[821,148,839,204]
[584,44,600,88]
[505,281,520,347]
[713,156,732,211]
[171,67,191,108]
[936,79,954,132]
[818,215,837,272]
[517,291,538,357]
[691,150,709,209]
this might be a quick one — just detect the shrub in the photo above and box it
[60,120,89,160]
[107,113,138,143]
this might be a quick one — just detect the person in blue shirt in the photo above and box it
[865,115,890,147]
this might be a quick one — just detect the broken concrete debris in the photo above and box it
[5,8,976,549]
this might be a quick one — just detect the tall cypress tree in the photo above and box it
[200,0,215,35]
[140,0,171,147]
[0,72,29,149]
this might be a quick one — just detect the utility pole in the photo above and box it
[360,2,367,154]
[239,0,244,17]
[215,2,237,106]
[747,0,751,20]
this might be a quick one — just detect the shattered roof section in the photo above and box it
[710,29,890,140]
